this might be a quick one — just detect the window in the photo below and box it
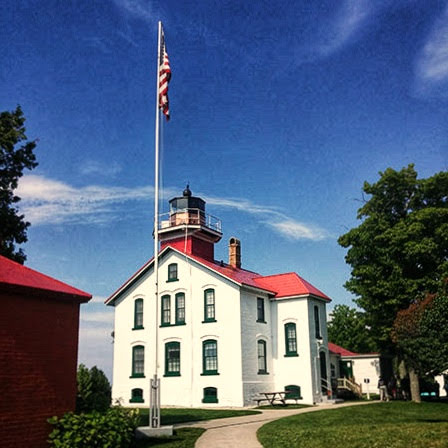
[133,298,143,330]
[284,323,298,357]
[314,305,321,339]
[165,341,180,376]
[202,340,218,375]
[257,297,265,322]
[131,345,145,378]
[175,293,185,325]
[161,295,171,326]
[202,387,218,403]
[203,289,216,322]
[130,388,144,403]
[257,340,267,374]
[168,263,178,282]
[331,363,336,378]
[284,385,302,400]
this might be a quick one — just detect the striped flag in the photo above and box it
[159,28,171,121]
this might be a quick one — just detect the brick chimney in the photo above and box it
[228,237,241,269]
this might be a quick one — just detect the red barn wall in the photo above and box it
[0,292,81,448]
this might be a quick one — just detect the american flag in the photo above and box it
[159,28,171,121]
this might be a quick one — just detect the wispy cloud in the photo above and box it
[83,37,113,55]
[295,0,374,64]
[268,220,329,241]
[113,0,154,23]
[414,4,448,97]
[16,174,329,241]
[80,160,122,177]
[78,301,114,378]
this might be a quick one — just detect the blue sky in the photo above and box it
[2,0,447,379]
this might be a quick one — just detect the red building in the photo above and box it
[0,255,91,448]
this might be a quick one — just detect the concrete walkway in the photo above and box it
[177,401,374,448]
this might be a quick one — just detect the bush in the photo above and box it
[76,364,111,413]
[48,407,140,448]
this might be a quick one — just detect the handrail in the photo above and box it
[158,208,222,233]
[337,377,362,397]
[321,378,333,398]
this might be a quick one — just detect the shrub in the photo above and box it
[76,364,111,413]
[48,406,139,448]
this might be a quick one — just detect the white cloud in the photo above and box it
[16,174,329,241]
[78,324,114,379]
[81,310,114,325]
[316,0,373,58]
[414,4,448,97]
[113,0,154,23]
[268,219,329,241]
[80,160,122,176]
[295,0,374,64]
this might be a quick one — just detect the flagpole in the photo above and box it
[150,20,162,430]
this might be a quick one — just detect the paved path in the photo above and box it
[177,401,374,448]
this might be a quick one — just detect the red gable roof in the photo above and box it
[0,255,91,302]
[328,342,359,357]
[106,246,330,304]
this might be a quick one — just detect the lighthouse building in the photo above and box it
[106,187,331,407]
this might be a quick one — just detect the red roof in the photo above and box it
[106,246,330,304]
[253,272,330,300]
[328,342,379,357]
[328,342,359,357]
[0,255,91,302]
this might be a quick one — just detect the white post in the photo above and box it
[150,20,162,429]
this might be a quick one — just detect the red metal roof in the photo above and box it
[106,246,330,304]
[0,255,91,302]
[253,272,330,300]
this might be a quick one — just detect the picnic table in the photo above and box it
[255,391,287,406]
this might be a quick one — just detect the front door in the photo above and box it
[319,351,327,393]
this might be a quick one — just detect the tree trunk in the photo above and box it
[409,367,421,403]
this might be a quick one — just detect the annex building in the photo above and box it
[106,187,331,407]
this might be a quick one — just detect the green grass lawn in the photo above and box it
[257,402,448,448]
[134,407,260,426]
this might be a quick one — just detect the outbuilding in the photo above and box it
[0,255,91,448]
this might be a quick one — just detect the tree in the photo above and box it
[327,304,377,353]
[338,165,448,349]
[0,106,38,263]
[76,364,111,413]
[392,292,448,402]
[338,165,448,401]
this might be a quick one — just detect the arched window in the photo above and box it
[133,298,143,330]
[257,340,267,374]
[168,263,178,282]
[175,292,185,325]
[131,345,145,377]
[314,305,321,339]
[165,341,180,376]
[202,387,218,403]
[130,388,144,403]
[202,340,218,375]
[284,323,298,357]
[161,295,171,326]
[203,289,216,322]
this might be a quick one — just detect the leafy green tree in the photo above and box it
[0,106,37,263]
[338,165,448,350]
[328,304,377,353]
[392,292,448,402]
[76,364,111,413]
